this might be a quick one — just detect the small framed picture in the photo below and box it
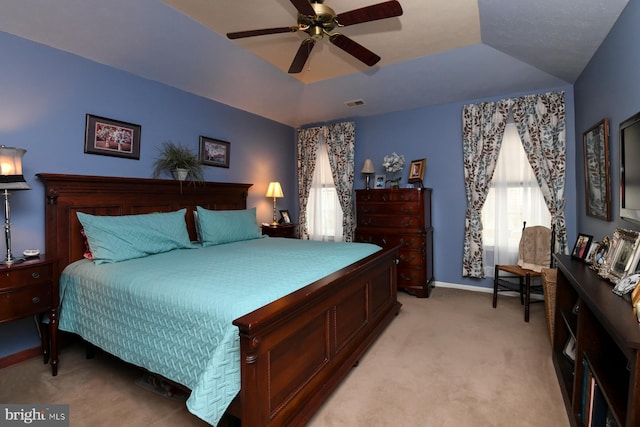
[279,210,291,224]
[571,233,593,260]
[584,241,598,264]
[589,236,610,271]
[374,175,386,189]
[408,158,426,183]
[84,114,141,159]
[200,136,230,168]
[563,336,576,362]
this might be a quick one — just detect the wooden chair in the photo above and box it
[492,222,555,322]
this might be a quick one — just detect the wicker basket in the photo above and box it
[542,267,558,345]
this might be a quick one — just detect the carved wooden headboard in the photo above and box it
[37,174,251,270]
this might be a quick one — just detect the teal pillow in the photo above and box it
[196,206,263,246]
[77,209,194,264]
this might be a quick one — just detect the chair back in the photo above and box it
[517,225,552,272]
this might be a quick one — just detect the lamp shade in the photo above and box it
[266,181,284,198]
[361,158,375,174]
[0,146,30,190]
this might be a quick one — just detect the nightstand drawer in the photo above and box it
[0,264,52,291]
[0,283,51,321]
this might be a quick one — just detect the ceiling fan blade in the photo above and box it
[329,34,380,66]
[227,26,298,40]
[288,39,316,73]
[336,0,403,27]
[289,0,315,17]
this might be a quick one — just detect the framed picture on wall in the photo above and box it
[84,114,141,160]
[583,118,611,220]
[199,136,230,168]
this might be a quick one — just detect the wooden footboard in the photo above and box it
[233,245,400,427]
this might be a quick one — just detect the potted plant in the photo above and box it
[152,141,204,182]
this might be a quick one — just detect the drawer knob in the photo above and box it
[32,272,40,279]
[32,296,40,304]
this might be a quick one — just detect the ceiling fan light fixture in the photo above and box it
[310,26,324,40]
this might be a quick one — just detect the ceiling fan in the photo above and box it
[226,0,403,73]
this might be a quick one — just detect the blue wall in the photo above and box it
[575,0,640,239]
[351,87,576,291]
[0,30,296,261]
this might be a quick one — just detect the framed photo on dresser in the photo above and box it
[408,158,426,184]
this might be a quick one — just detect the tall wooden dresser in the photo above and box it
[355,188,434,297]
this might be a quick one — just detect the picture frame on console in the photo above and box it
[584,241,598,264]
[588,236,611,270]
[374,175,386,189]
[599,228,640,283]
[571,233,593,260]
[583,118,611,220]
[84,114,141,160]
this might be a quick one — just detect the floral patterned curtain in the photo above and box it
[462,100,512,278]
[325,122,356,241]
[513,91,568,255]
[296,127,322,240]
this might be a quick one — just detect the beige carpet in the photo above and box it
[0,287,569,426]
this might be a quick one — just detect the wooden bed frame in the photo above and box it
[38,173,401,427]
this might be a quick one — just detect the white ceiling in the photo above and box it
[0,0,629,127]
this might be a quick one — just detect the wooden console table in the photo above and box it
[553,254,640,426]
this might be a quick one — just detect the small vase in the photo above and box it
[389,179,400,189]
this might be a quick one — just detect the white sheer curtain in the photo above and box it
[307,137,344,242]
[482,121,551,277]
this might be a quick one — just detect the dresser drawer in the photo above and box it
[0,264,52,291]
[355,231,424,250]
[356,189,423,203]
[397,266,426,287]
[357,202,422,216]
[357,215,423,229]
[0,283,51,321]
[397,249,424,267]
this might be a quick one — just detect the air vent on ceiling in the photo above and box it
[344,99,366,109]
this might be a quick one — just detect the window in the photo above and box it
[482,122,550,276]
[306,139,343,241]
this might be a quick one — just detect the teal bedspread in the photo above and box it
[58,238,381,426]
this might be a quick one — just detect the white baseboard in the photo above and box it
[433,281,544,300]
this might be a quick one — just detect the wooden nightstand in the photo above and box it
[0,255,58,374]
[261,224,298,238]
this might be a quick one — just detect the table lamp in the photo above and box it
[361,158,375,189]
[266,181,284,225]
[0,146,31,265]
